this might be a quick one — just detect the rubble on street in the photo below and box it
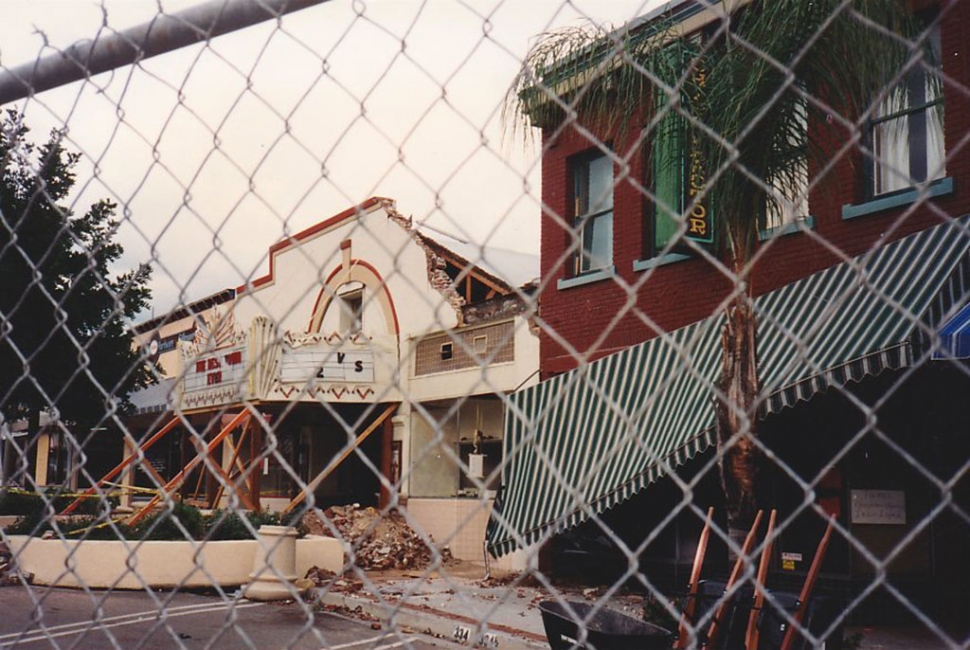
[301,504,436,571]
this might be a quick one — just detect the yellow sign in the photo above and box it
[685,63,713,243]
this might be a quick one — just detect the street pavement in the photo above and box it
[0,567,959,650]
[0,586,452,650]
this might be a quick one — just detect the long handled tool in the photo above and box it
[779,516,835,650]
[704,509,764,650]
[745,509,777,650]
[675,506,715,649]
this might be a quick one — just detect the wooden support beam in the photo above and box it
[378,412,394,509]
[746,509,777,650]
[61,416,180,515]
[675,507,714,649]
[249,422,262,510]
[281,403,398,516]
[188,433,208,504]
[125,410,252,527]
[705,510,764,650]
[211,419,254,511]
[780,516,835,650]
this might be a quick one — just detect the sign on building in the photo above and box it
[850,489,906,525]
[280,344,375,385]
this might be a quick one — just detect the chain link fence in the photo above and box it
[1,0,968,648]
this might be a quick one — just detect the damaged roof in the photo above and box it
[414,224,540,290]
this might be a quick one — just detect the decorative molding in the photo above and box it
[182,307,246,356]
[283,330,370,349]
[275,385,376,401]
[248,316,280,400]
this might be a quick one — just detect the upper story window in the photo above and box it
[572,151,613,274]
[765,99,810,231]
[337,283,363,334]
[867,17,943,197]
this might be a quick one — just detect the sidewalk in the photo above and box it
[311,563,552,650]
[309,563,953,650]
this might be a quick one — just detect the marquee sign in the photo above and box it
[280,346,375,384]
[178,308,250,409]
[182,345,249,394]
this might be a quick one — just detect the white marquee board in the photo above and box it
[280,346,375,385]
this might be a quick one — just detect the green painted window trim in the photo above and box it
[557,266,616,290]
[842,177,953,220]
[759,215,815,241]
[633,252,691,272]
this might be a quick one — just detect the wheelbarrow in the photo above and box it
[538,600,672,650]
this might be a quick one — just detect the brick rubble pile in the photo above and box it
[302,504,434,571]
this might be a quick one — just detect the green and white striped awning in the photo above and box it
[487,216,970,557]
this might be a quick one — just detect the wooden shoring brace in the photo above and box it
[188,433,209,504]
[675,507,715,649]
[779,516,836,650]
[281,403,398,516]
[745,509,778,650]
[124,410,252,527]
[248,419,262,509]
[61,415,180,515]
[704,510,764,650]
[210,417,255,511]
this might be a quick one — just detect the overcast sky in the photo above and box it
[0,0,658,317]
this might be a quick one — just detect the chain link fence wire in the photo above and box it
[1,0,968,648]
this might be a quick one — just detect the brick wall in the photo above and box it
[414,320,515,376]
[537,2,970,376]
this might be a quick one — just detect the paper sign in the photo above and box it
[851,489,906,525]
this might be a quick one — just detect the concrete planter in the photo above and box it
[6,534,343,590]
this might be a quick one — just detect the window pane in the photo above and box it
[870,19,944,197]
[926,104,945,182]
[574,152,613,273]
[581,211,613,271]
[766,162,809,229]
[653,92,682,251]
[655,208,679,250]
[587,154,613,213]
[873,112,912,195]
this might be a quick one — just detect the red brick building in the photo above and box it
[536,0,970,376]
[489,0,970,636]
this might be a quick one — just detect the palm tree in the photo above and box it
[508,0,928,544]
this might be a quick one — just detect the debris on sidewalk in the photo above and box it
[301,505,434,571]
[0,541,33,587]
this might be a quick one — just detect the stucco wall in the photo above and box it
[8,534,343,590]
[406,497,494,563]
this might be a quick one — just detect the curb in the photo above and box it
[314,590,549,650]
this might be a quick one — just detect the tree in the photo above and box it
[0,112,153,486]
[508,1,924,543]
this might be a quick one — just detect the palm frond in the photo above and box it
[506,0,927,262]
